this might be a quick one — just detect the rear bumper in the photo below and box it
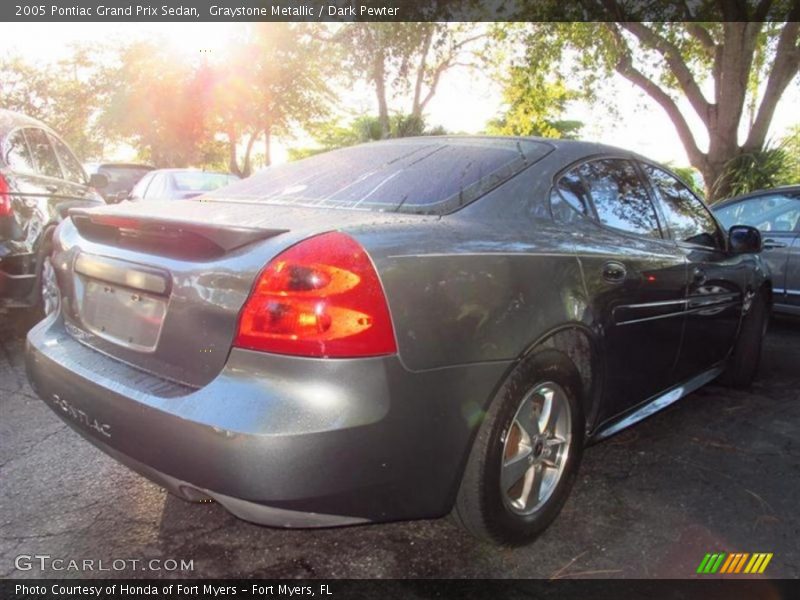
[25,314,509,526]
[85,435,367,527]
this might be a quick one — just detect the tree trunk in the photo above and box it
[373,52,390,139]
[227,127,240,177]
[263,124,272,167]
[411,27,434,119]
[700,159,732,204]
[242,131,259,177]
[606,20,800,204]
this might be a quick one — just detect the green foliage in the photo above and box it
[664,163,704,197]
[493,17,800,201]
[1,27,332,170]
[485,66,582,138]
[0,45,115,159]
[336,23,483,137]
[288,114,447,161]
[211,23,333,172]
[100,41,220,168]
[778,124,800,184]
[712,145,791,201]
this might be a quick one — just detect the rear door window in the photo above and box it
[582,159,662,238]
[129,172,155,200]
[643,164,722,248]
[49,134,86,185]
[550,163,592,224]
[3,129,35,174]
[25,128,62,180]
[143,174,171,200]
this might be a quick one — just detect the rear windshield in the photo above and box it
[100,166,153,194]
[204,138,552,214]
[173,172,239,192]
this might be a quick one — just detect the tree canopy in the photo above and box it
[500,2,800,200]
[0,45,114,158]
[0,16,797,203]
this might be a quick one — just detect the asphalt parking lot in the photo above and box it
[1,316,798,580]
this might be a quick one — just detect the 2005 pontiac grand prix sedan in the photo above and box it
[26,137,769,545]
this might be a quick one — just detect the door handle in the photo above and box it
[692,267,707,284]
[763,239,787,249]
[602,261,627,284]
[45,185,59,193]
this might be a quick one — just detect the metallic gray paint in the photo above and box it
[713,186,800,315]
[26,136,770,526]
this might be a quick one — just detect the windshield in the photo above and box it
[204,138,552,214]
[173,172,239,192]
[100,166,153,194]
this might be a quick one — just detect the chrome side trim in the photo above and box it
[687,293,739,309]
[616,310,686,326]
[618,298,688,309]
[591,364,724,442]
[615,294,740,326]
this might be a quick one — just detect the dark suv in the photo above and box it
[84,163,154,204]
[0,109,105,321]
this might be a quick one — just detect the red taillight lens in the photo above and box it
[0,174,12,217]
[234,232,397,358]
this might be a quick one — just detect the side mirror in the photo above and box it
[88,173,108,189]
[729,225,762,254]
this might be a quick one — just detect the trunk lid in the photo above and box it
[57,199,425,387]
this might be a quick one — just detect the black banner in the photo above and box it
[3,0,799,22]
[4,579,800,600]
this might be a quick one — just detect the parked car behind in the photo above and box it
[84,162,154,204]
[0,109,105,321]
[127,169,239,202]
[714,186,800,316]
[27,137,769,545]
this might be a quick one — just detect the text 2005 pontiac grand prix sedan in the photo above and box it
[26,137,769,545]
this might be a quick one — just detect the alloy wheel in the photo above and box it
[41,255,59,316]
[500,382,572,515]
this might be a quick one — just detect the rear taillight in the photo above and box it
[234,232,397,358]
[0,174,11,217]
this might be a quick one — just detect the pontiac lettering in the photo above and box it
[51,394,111,438]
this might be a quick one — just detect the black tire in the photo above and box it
[718,289,769,388]
[453,349,585,546]
[14,234,55,335]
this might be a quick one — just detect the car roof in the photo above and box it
[359,134,643,156]
[0,109,55,137]
[96,163,155,170]
[713,185,800,209]
[150,169,237,176]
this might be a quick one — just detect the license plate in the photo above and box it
[80,279,166,351]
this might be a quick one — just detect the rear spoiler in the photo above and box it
[69,208,287,258]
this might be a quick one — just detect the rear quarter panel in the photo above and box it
[354,217,586,372]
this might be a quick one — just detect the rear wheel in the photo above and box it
[453,350,585,545]
[15,235,57,334]
[718,289,768,388]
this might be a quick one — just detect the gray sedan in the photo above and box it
[26,137,769,545]
[127,169,240,202]
[714,186,800,316]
